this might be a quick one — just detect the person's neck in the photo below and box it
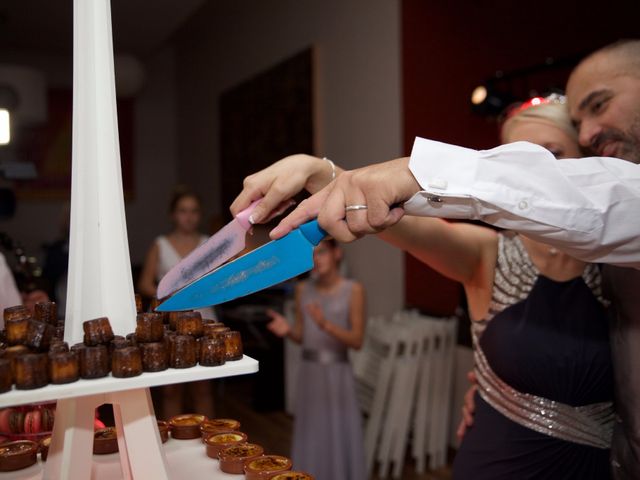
[171,230,198,240]
[316,270,341,290]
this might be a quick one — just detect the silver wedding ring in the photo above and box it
[345,205,368,212]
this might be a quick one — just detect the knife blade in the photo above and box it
[156,219,326,311]
[156,199,261,299]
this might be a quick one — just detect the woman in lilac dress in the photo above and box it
[267,239,366,480]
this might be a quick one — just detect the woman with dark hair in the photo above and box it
[139,186,216,418]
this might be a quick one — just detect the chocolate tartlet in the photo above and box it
[109,336,129,355]
[205,325,230,339]
[0,359,12,393]
[169,414,207,439]
[48,340,69,354]
[111,346,142,378]
[49,351,79,384]
[82,317,114,346]
[218,443,264,474]
[199,337,226,367]
[78,345,110,379]
[157,420,169,443]
[200,418,241,439]
[244,455,293,480]
[14,353,48,389]
[168,335,197,368]
[135,294,143,314]
[135,313,164,343]
[224,331,243,361]
[175,311,204,337]
[93,427,119,454]
[269,472,315,480]
[39,436,51,461]
[4,307,31,346]
[0,440,38,471]
[25,320,55,351]
[139,342,168,372]
[204,431,247,457]
[34,302,57,327]
[125,333,138,347]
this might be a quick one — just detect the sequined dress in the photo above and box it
[453,233,614,479]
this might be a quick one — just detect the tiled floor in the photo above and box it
[211,376,452,480]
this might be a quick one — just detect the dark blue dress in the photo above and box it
[453,234,614,479]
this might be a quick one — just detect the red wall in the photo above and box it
[401,0,640,314]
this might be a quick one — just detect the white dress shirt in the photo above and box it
[404,137,640,268]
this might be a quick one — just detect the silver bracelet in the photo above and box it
[322,157,336,181]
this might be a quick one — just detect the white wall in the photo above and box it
[0,47,178,268]
[175,0,404,317]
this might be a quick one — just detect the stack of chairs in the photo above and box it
[352,311,458,479]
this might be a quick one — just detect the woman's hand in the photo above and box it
[271,157,420,242]
[266,309,291,337]
[230,154,337,225]
[305,302,327,330]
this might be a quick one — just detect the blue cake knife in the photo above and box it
[156,219,327,311]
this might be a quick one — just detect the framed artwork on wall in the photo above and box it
[219,48,314,217]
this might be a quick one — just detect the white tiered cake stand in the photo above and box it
[0,1,258,478]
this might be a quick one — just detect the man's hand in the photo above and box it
[271,157,420,242]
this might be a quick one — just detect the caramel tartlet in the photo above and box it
[218,443,264,474]
[78,345,110,379]
[34,302,57,327]
[169,414,207,439]
[139,342,168,372]
[111,346,142,378]
[25,320,55,351]
[82,317,114,346]
[157,420,169,443]
[224,331,243,361]
[4,306,31,345]
[39,436,51,461]
[269,472,315,480]
[200,418,241,439]
[14,353,48,389]
[168,335,197,368]
[0,359,12,393]
[244,455,293,480]
[49,351,79,384]
[0,440,38,471]
[135,313,164,343]
[93,427,119,454]
[48,340,69,354]
[199,337,225,367]
[204,431,247,458]
[175,311,204,337]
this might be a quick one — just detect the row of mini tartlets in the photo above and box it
[169,414,314,479]
[0,307,242,391]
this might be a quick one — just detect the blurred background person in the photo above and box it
[138,185,216,418]
[266,238,366,480]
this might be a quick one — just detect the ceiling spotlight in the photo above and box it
[0,109,9,145]
[470,83,515,117]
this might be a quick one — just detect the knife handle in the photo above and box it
[299,219,327,246]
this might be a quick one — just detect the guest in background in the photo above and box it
[267,238,366,480]
[138,186,215,418]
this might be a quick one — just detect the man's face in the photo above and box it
[567,54,640,163]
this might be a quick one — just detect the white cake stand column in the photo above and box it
[44,0,170,478]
